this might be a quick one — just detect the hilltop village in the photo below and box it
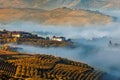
[0,29,73,47]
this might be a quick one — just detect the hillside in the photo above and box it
[75,0,120,10]
[0,8,113,26]
[0,50,115,80]
[0,0,120,10]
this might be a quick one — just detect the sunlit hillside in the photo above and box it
[0,7,113,26]
[0,0,120,10]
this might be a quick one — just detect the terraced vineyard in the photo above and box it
[0,60,16,77]
[0,50,111,80]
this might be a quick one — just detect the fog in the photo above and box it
[0,10,120,79]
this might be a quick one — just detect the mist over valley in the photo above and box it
[0,0,120,79]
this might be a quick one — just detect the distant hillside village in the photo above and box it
[0,29,37,38]
[0,29,70,42]
[0,29,72,47]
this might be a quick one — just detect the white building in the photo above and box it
[11,31,32,38]
[51,36,66,41]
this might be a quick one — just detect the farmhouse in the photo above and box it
[11,31,32,38]
[0,30,11,38]
[51,36,66,41]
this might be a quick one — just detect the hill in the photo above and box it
[0,0,120,10]
[0,50,116,80]
[74,0,120,10]
[0,8,113,26]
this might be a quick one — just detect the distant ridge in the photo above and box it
[0,7,113,26]
[0,0,120,10]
